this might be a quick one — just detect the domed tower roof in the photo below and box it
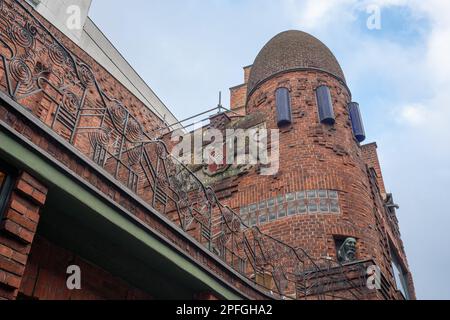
[247,30,346,96]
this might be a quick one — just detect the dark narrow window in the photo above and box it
[316,85,335,125]
[348,102,366,142]
[275,88,292,127]
[0,165,13,220]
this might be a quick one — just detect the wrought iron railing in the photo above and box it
[0,0,368,299]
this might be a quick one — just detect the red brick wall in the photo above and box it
[361,143,386,196]
[229,66,252,114]
[230,84,247,113]
[0,172,47,300]
[19,236,152,300]
[244,66,252,83]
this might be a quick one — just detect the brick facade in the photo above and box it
[361,143,386,196]
[230,65,252,115]
[0,172,47,299]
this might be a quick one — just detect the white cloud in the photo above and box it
[283,0,450,138]
[398,103,427,126]
[283,0,357,31]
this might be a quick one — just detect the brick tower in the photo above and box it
[222,30,415,299]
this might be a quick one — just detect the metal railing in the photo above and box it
[0,0,368,300]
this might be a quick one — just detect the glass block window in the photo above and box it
[296,191,306,200]
[269,208,277,221]
[318,190,328,198]
[308,201,319,213]
[298,203,307,214]
[330,200,340,213]
[329,191,339,199]
[320,200,329,213]
[307,190,317,199]
[238,190,340,227]
[277,195,285,205]
[278,207,287,218]
[249,214,257,227]
[288,204,297,216]
[259,201,266,210]
[286,193,296,202]
[259,211,268,224]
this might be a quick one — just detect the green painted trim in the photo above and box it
[0,129,243,300]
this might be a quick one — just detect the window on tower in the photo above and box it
[348,102,366,142]
[390,247,411,300]
[275,87,292,127]
[316,85,335,125]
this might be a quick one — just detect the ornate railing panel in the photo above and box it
[0,0,368,300]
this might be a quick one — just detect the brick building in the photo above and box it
[0,0,414,300]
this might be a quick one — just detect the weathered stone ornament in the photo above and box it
[338,237,357,263]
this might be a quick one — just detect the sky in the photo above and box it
[89,0,450,300]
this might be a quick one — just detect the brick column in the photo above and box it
[0,172,47,300]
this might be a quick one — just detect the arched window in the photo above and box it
[275,87,292,127]
[348,102,366,142]
[315,85,335,125]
